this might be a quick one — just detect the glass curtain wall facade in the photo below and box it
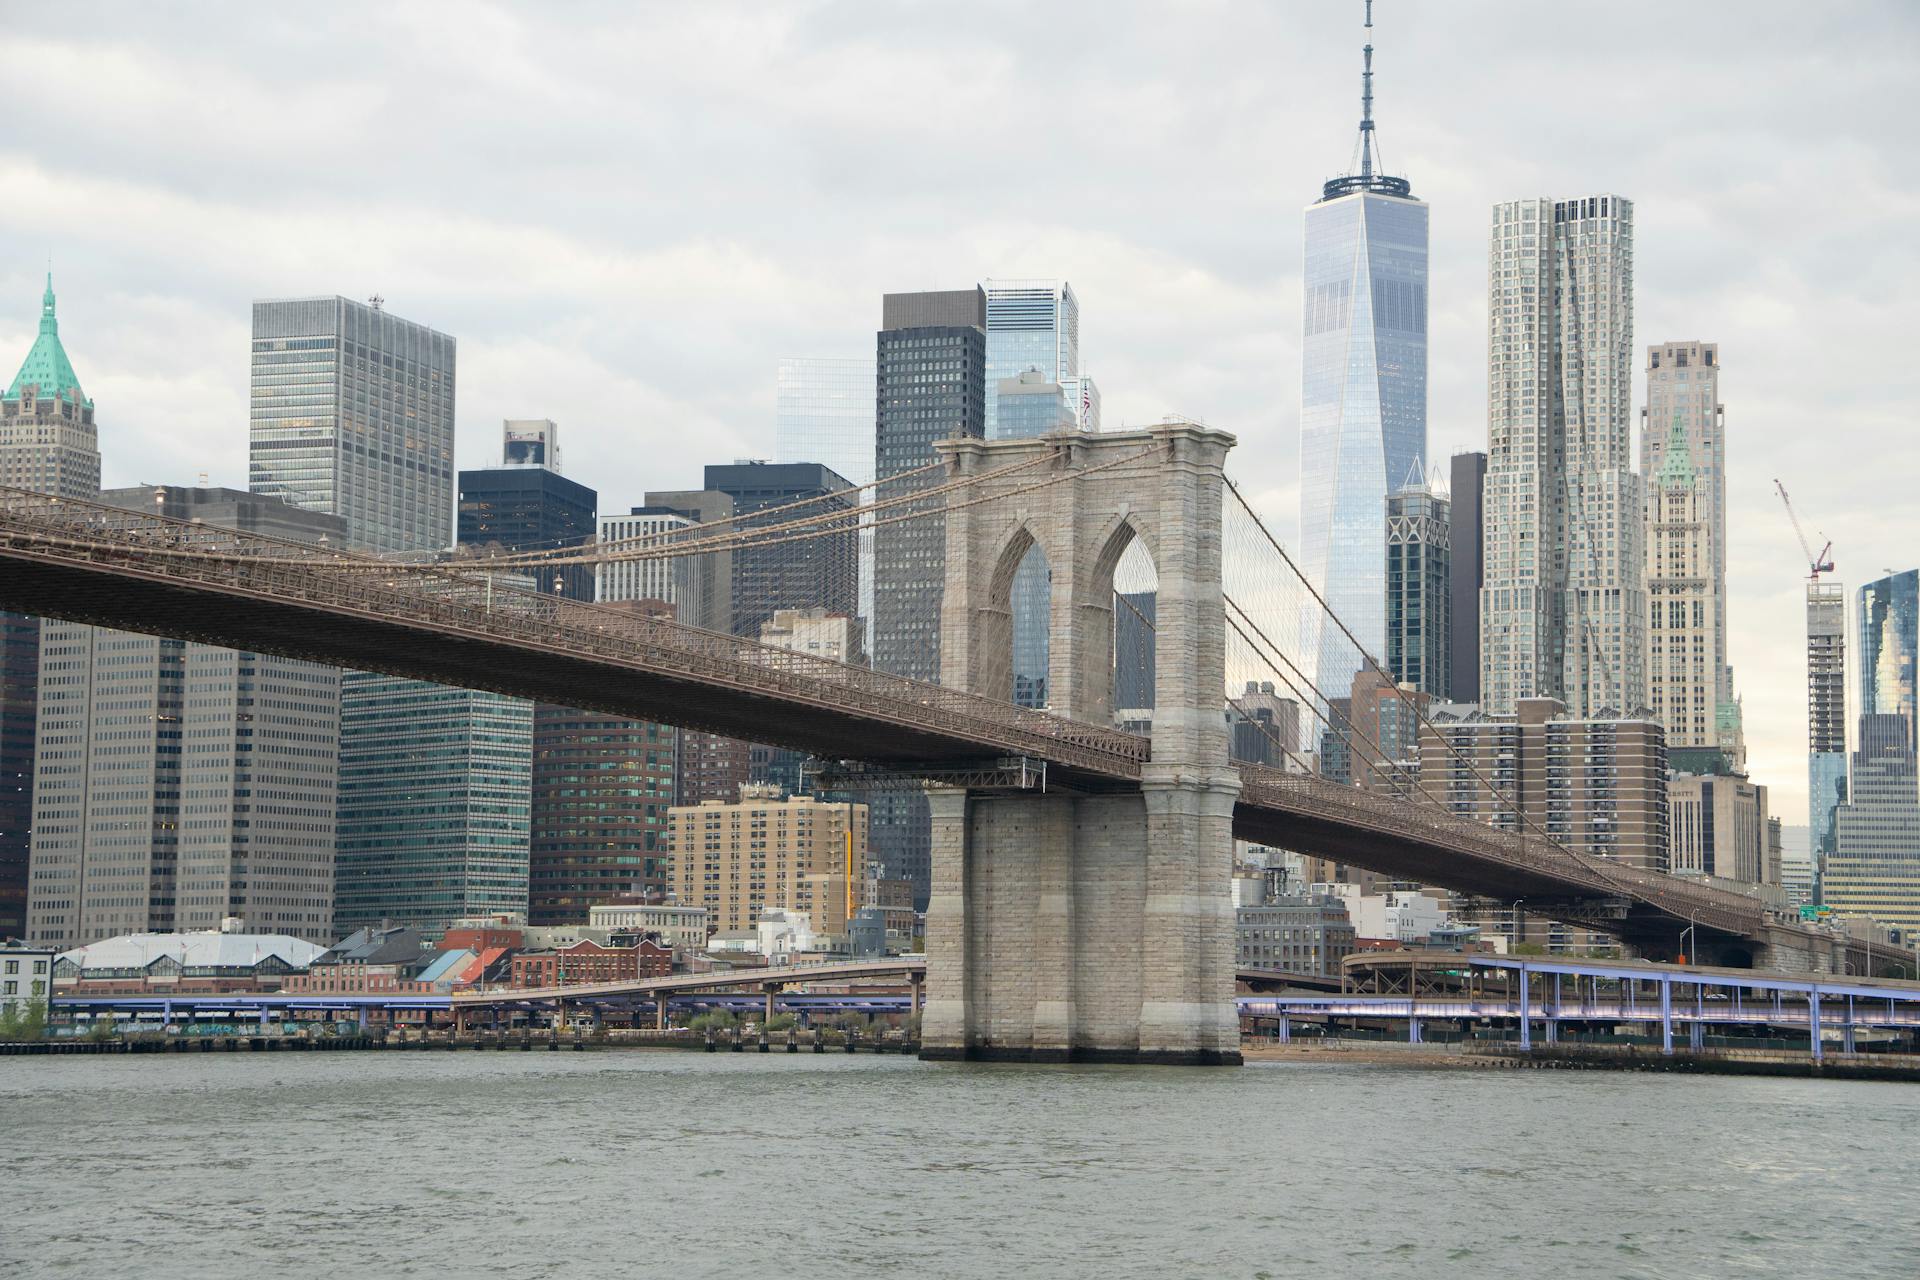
[1481,195,1642,718]
[1299,191,1429,706]
[249,297,454,555]
[983,279,1097,438]
[1826,713,1920,932]
[1823,572,1918,922]
[1861,570,1918,742]
[334,677,532,937]
[1385,482,1449,697]
[777,357,878,630]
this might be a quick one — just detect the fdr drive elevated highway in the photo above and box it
[0,482,1868,983]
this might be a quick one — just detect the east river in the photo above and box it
[4,1051,1917,1278]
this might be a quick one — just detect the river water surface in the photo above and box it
[3,1051,1915,1278]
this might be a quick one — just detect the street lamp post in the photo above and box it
[1680,910,1698,967]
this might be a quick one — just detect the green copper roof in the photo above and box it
[5,273,89,406]
[1653,409,1694,487]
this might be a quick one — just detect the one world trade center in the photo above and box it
[1298,0,1428,708]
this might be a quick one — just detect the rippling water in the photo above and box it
[3,1051,1916,1278]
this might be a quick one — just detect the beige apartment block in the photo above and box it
[669,784,867,936]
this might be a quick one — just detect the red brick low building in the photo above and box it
[509,939,671,989]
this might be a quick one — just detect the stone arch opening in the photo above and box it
[967,521,1039,705]
[1009,541,1053,709]
[1058,512,1162,731]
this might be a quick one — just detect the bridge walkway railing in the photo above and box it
[0,487,1148,777]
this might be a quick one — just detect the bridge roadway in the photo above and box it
[0,486,1846,961]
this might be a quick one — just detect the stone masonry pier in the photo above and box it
[921,422,1242,1064]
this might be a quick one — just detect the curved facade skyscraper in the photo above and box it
[1298,8,1428,704]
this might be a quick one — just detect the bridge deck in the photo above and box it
[0,487,1828,953]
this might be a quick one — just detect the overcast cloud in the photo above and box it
[2,0,1917,819]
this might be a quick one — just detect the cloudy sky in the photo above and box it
[3,0,1916,819]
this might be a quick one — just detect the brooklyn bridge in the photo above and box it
[0,421,1870,1063]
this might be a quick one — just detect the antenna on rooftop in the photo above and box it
[368,294,385,312]
[1321,0,1412,201]
[1359,0,1376,181]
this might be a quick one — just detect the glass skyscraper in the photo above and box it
[776,357,877,634]
[249,296,455,555]
[1385,480,1449,698]
[703,461,858,642]
[1824,571,1920,928]
[983,279,1099,439]
[1297,24,1428,707]
[776,357,876,490]
[457,462,598,602]
[333,676,533,937]
[1861,569,1918,744]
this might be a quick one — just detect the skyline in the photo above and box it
[2,1,1918,819]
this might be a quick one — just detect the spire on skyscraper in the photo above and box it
[5,271,90,407]
[1320,0,1413,202]
[1654,409,1697,487]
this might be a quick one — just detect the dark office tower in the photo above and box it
[1114,590,1158,715]
[702,461,858,639]
[0,615,35,940]
[1318,697,1355,785]
[676,732,753,807]
[1448,452,1486,703]
[871,288,986,906]
[1230,681,1301,766]
[1386,480,1450,697]
[529,704,676,924]
[873,288,987,681]
[457,467,597,602]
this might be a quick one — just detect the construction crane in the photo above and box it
[1774,479,1835,580]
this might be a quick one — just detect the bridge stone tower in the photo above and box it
[922,421,1242,1064]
